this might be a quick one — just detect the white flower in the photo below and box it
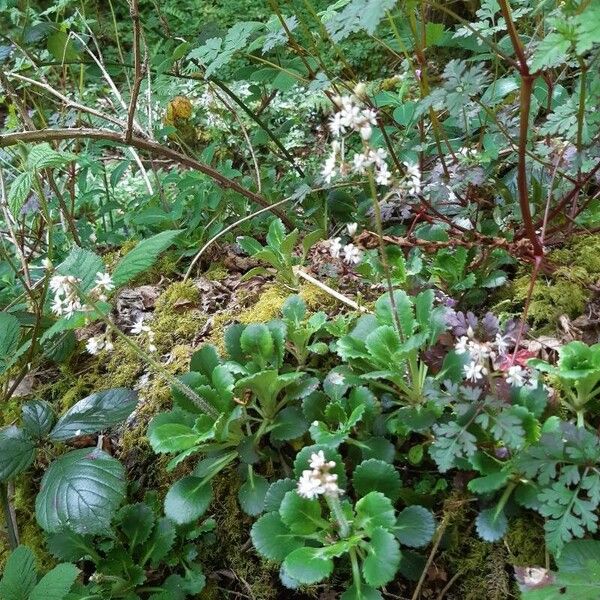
[359,124,373,140]
[375,163,392,186]
[328,112,345,137]
[468,341,491,363]
[297,452,342,499]
[297,470,324,499]
[329,237,343,259]
[352,152,370,174]
[148,344,157,353]
[86,336,103,355]
[455,336,469,354]
[131,317,146,335]
[495,333,509,355]
[94,272,114,292]
[42,258,53,271]
[464,360,487,383]
[343,243,362,265]
[506,365,525,387]
[105,340,114,352]
[346,222,358,236]
[309,451,328,470]
[51,297,65,316]
[321,154,337,183]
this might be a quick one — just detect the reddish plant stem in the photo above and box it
[498,0,544,258]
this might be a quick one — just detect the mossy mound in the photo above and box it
[511,234,600,326]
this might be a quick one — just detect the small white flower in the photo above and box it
[352,152,370,174]
[309,451,328,470]
[464,360,487,383]
[328,112,345,137]
[454,336,469,354]
[131,317,146,335]
[329,237,343,259]
[42,258,53,271]
[297,470,323,499]
[104,340,114,352]
[148,344,157,353]
[346,222,358,236]
[506,365,525,387]
[86,336,103,355]
[94,272,114,291]
[51,297,65,316]
[321,154,337,183]
[495,333,509,355]
[359,124,372,140]
[375,163,392,186]
[468,341,491,363]
[342,243,362,265]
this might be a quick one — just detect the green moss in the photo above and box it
[204,263,228,281]
[510,234,600,326]
[505,516,546,567]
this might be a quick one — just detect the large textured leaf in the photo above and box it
[279,490,324,535]
[355,492,396,535]
[0,426,36,482]
[112,230,182,286]
[0,545,37,600]
[283,547,333,585]
[50,388,138,441]
[46,530,98,562]
[30,563,79,600]
[22,400,55,439]
[35,448,126,534]
[27,143,75,170]
[0,312,21,373]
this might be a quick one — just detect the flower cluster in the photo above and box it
[131,316,157,353]
[329,94,377,140]
[328,222,362,265]
[297,451,342,499]
[321,93,392,187]
[49,275,86,318]
[454,324,536,388]
[49,271,115,319]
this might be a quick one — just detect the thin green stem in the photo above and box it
[0,483,19,550]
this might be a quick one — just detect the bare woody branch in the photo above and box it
[0,128,294,227]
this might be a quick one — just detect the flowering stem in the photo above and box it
[367,171,404,343]
[326,493,350,539]
[349,547,362,593]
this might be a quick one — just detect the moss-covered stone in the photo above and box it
[510,234,600,326]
